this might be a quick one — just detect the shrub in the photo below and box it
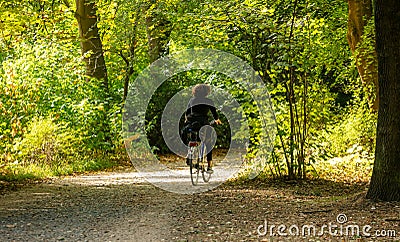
[317,103,377,159]
[13,117,82,166]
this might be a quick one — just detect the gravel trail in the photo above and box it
[0,169,181,242]
[1,166,399,242]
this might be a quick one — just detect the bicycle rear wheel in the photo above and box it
[189,146,200,186]
[201,143,211,182]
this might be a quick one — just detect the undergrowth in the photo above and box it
[0,117,127,182]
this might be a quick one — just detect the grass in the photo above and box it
[227,153,373,188]
[0,153,124,182]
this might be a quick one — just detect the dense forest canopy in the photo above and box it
[0,0,377,181]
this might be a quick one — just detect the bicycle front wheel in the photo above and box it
[189,147,200,186]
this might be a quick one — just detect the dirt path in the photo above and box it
[1,166,400,241]
[0,168,178,241]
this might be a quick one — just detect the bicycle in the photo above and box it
[185,121,215,186]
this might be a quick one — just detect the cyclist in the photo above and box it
[184,84,222,173]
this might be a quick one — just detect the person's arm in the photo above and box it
[210,105,219,120]
[209,102,222,125]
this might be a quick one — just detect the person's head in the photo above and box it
[192,84,211,98]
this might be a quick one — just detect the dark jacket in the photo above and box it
[185,97,219,125]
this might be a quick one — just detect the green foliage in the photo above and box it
[354,17,378,108]
[1,117,119,182]
[0,1,75,55]
[0,41,81,153]
[0,0,377,182]
[0,153,118,182]
[13,117,81,165]
[318,103,377,159]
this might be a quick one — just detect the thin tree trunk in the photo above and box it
[120,49,135,103]
[286,0,298,180]
[366,0,400,201]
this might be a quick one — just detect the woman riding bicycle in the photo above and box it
[185,84,222,172]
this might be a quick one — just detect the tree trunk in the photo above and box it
[145,3,172,62]
[75,0,111,146]
[347,0,378,110]
[366,0,400,201]
[75,0,108,89]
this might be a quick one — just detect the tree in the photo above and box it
[145,1,173,62]
[75,0,111,145]
[347,0,378,111]
[75,0,108,87]
[366,0,400,201]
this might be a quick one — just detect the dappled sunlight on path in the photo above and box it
[1,162,399,241]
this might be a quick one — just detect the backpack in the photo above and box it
[180,121,202,144]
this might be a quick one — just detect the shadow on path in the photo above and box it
[1,166,399,241]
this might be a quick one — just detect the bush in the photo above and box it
[317,104,377,159]
[314,154,373,183]
[13,117,82,166]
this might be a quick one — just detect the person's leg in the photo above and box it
[206,140,214,173]
[207,149,212,168]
